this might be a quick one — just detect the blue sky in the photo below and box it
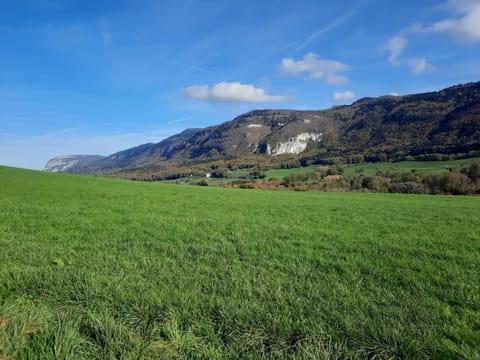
[1,0,480,169]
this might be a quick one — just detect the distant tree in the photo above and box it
[282,173,318,187]
[361,176,389,192]
[210,170,229,178]
[248,170,266,179]
[462,162,480,181]
[423,171,472,195]
[392,172,417,183]
[388,182,425,194]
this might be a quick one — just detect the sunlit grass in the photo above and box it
[1,166,479,359]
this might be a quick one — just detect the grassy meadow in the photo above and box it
[342,157,480,177]
[0,165,479,359]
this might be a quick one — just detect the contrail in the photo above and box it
[293,11,357,53]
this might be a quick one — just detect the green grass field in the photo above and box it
[342,157,480,177]
[1,166,479,359]
[227,165,319,181]
[264,166,320,180]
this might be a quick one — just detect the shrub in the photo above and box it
[392,172,418,183]
[388,182,425,194]
[248,170,266,179]
[210,170,229,178]
[423,172,472,195]
[361,176,389,192]
[461,162,480,181]
[300,158,310,167]
[326,168,339,176]
[282,173,318,187]
[280,161,300,169]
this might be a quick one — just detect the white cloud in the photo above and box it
[184,82,291,103]
[185,85,210,100]
[406,57,430,74]
[279,53,350,85]
[385,35,433,74]
[386,35,408,65]
[385,1,480,74]
[430,0,480,41]
[332,91,356,102]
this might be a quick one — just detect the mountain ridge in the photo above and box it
[45,81,480,175]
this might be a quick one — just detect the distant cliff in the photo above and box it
[45,155,105,173]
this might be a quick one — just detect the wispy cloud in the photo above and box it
[406,58,430,74]
[385,35,433,74]
[184,82,292,103]
[386,0,480,74]
[386,35,408,65]
[186,65,219,76]
[279,53,350,85]
[293,12,356,53]
[332,90,356,102]
[428,0,480,42]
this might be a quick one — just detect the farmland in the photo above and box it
[155,158,480,193]
[342,157,480,177]
[0,165,479,359]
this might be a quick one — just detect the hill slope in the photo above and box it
[47,81,480,174]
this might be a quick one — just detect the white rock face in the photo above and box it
[45,156,80,172]
[44,155,104,173]
[247,124,263,128]
[267,132,322,156]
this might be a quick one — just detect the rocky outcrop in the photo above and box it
[44,155,105,173]
[266,132,323,155]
